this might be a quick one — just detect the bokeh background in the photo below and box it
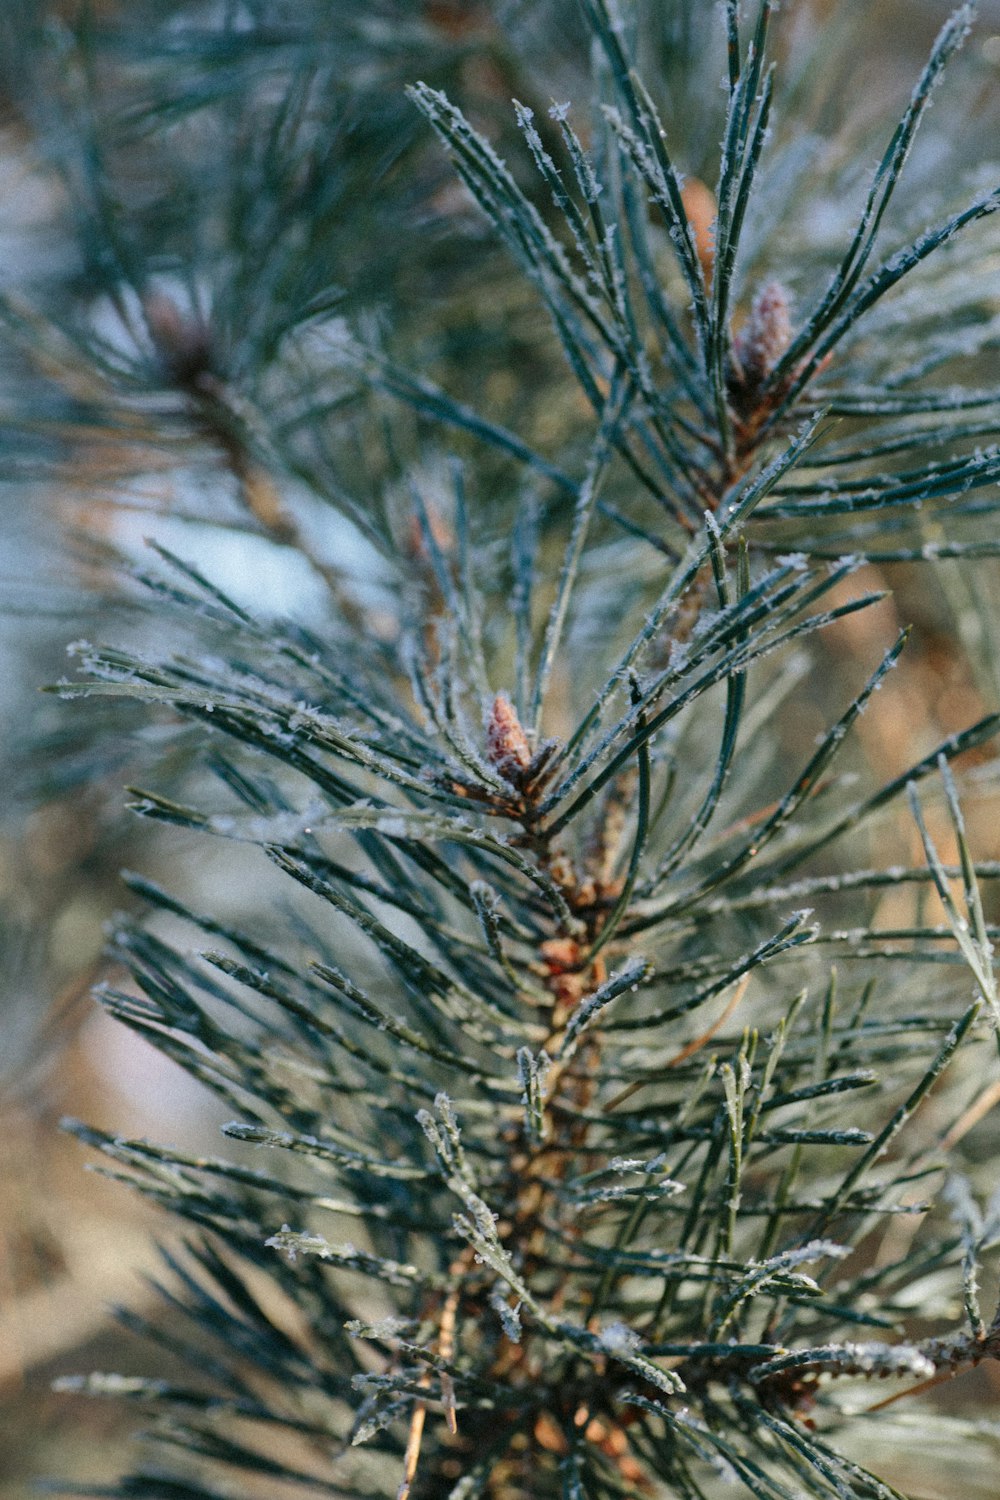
[1,1,999,1494]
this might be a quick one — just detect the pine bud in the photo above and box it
[142,292,214,387]
[732,280,793,388]
[485,692,532,780]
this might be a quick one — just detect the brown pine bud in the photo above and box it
[405,503,454,565]
[731,280,793,389]
[485,692,532,780]
[680,176,718,286]
[142,292,214,388]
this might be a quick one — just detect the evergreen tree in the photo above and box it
[8,2,1000,1496]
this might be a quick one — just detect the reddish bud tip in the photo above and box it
[485,693,532,780]
[732,280,793,387]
